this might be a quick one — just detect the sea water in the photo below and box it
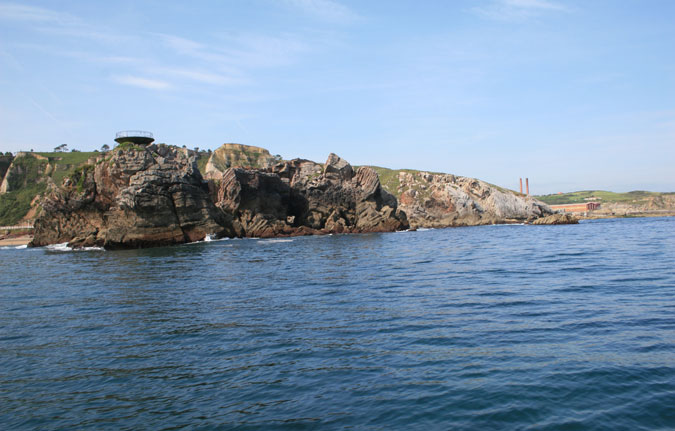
[1,217,674,429]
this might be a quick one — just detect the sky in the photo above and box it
[1,0,674,194]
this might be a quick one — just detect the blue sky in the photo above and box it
[1,0,673,194]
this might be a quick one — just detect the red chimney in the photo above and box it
[526,178,529,195]
[519,178,523,194]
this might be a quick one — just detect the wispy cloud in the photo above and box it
[282,0,360,23]
[2,3,316,92]
[0,2,72,23]
[114,75,171,90]
[0,2,124,42]
[472,0,569,21]
[150,67,247,86]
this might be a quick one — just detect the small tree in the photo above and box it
[54,144,68,152]
[101,144,110,152]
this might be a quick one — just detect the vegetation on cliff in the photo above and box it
[0,151,98,225]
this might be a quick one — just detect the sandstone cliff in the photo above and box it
[31,144,230,248]
[30,145,408,248]
[203,143,279,179]
[370,167,554,228]
[212,153,409,237]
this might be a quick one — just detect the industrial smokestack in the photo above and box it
[519,178,523,194]
[526,178,529,195]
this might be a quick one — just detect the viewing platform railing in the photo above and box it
[0,224,34,230]
[115,130,154,140]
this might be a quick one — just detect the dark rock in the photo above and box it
[213,155,408,237]
[531,213,579,225]
[31,146,231,249]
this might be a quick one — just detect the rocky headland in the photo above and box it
[369,167,556,228]
[31,144,229,249]
[213,154,408,238]
[28,144,408,248]
[0,142,587,249]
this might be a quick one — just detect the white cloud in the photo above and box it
[114,75,171,90]
[0,2,72,23]
[504,0,566,11]
[282,0,360,23]
[473,0,569,21]
[0,2,122,41]
[151,67,247,86]
[156,32,308,70]
[4,3,315,92]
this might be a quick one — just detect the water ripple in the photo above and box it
[1,217,674,429]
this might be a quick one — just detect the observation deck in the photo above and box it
[114,130,155,145]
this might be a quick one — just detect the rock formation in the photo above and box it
[30,145,408,248]
[374,169,554,228]
[531,213,579,225]
[212,153,409,237]
[203,143,279,179]
[31,144,231,248]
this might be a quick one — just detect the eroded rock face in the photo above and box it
[31,146,408,248]
[396,171,553,228]
[531,213,579,225]
[31,145,231,248]
[213,153,409,237]
[203,143,278,179]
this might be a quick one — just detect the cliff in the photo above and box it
[6,141,582,248]
[30,145,407,248]
[203,143,279,178]
[369,167,554,228]
[213,154,408,237]
[0,151,100,225]
[31,144,230,248]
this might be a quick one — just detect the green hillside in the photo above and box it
[536,190,670,205]
[0,151,97,225]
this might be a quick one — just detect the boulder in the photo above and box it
[531,213,579,225]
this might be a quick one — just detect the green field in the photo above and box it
[535,190,671,205]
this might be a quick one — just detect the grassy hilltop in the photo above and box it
[536,190,673,205]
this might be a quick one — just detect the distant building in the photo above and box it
[115,130,155,145]
[549,202,601,213]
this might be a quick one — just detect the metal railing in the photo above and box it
[115,130,153,139]
[0,224,33,230]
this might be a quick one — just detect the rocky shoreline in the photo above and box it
[0,143,583,250]
[29,145,409,249]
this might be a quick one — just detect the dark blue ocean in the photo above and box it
[1,217,674,430]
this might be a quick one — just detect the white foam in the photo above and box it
[258,238,294,244]
[44,242,104,251]
[45,242,72,251]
